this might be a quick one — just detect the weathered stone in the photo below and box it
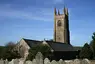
[9,59,14,64]
[59,59,66,64]
[13,59,19,64]
[19,58,25,64]
[4,59,8,64]
[0,59,4,64]
[0,58,94,64]
[81,59,90,64]
[54,8,70,44]
[25,60,32,64]
[32,59,36,64]
[51,60,58,64]
[73,59,80,64]
[65,60,73,64]
[44,58,50,64]
[35,52,43,64]
[69,60,74,64]
[58,59,64,64]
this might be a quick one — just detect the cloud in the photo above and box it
[0,4,53,22]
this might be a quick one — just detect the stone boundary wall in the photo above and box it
[0,52,95,64]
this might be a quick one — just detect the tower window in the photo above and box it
[57,20,61,26]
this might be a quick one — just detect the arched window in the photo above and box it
[57,20,61,26]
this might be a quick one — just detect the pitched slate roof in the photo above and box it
[23,38,42,48]
[22,38,75,51]
[46,41,75,51]
[73,46,82,51]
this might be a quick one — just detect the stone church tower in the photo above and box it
[54,7,70,44]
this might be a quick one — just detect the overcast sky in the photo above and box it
[0,0,95,46]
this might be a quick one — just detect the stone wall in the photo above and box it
[0,52,95,64]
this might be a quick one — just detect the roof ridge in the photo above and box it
[46,41,70,44]
[23,38,41,42]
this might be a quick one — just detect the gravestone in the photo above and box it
[9,59,14,64]
[35,52,43,64]
[59,59,66,64]
[19,58,24,64]
[58,59,64,64]
[25,60,32,64]
[32,59,36,64]
[73,59,80,64]
[65,60,73,64]
[0,59,4,64]
[44,58,51,64]
[81,59,90,64]
[4,59,8,64]
[14,59,19,64]
[51,60,58,64]
[69,60,74,64]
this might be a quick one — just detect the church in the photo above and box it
[15,7,81,60]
